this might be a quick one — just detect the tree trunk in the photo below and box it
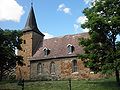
[112,34,120,85]
[0,64,4,81]
[0,73,2,81]
[0,67,3,81]
[115,69,119,82]
[115,69,120,85]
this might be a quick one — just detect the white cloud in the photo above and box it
[83,0,95,4]
[82,28,89,32]
[74,16,89,33]
[0,0,24,22]
[76,16,88,24]
[58,3,65,10]
[83,0,91,4]
[74,24,79,33]
[83,0,97,8]
[63,8,71,14]
[57,3,71,15]
[43,32,54,39]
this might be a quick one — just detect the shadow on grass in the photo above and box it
[0,89,17,90]
[85,79,120,88]
[0,80,17,83]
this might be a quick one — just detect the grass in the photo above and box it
[0,78,120,90]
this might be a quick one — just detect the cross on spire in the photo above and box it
[31,0,33,7]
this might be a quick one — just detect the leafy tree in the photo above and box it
[78,0,120,84]
[0,28,23,81]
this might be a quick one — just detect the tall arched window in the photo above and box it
[72,60,77,72]
[37,63,42,75]
[50,62,55,75]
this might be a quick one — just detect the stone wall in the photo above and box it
[16,31,44,80]
[30,57,101,80]
[16,32,32,80]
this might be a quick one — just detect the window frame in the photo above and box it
[67,44,74,54]
[50,61,55,75]
[43,47,50,56]
[72,60,77,73]
[23,40,26,44]
[37,63,42,75]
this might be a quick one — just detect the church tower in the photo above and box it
[16,5,44,80]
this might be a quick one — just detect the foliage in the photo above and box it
[0,28,23,81]
[78,0,120,83]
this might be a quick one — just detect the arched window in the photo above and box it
[43,47,50,56]
[37,63,42,75]
[67,44,74,54]
[72,60,77,72]
[50,62,55,75]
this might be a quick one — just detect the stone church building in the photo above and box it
[16,6,101,80]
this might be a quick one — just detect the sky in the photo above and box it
[0,0,94,39]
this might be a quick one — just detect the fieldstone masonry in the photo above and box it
[30,58,101,80]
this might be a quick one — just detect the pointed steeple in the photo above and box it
[23,6,44,36]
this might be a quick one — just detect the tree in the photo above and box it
[78,0,120,84]
[0,28,23,81]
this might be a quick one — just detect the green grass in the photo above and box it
[0,78,120,90]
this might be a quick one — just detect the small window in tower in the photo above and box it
[23,50,25,52]
[67,44,74,54]
[43,47,50,56]
[23,40,26,44]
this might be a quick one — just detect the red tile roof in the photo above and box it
[30,33,89,61]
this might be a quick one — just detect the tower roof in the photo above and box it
[23,6,44,36]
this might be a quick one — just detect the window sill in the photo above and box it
[72,72,79,74]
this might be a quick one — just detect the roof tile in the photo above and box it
[30,33,88,60]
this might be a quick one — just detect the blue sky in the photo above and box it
[0,0,93,39]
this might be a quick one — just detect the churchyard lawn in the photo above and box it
[0,78,120,90]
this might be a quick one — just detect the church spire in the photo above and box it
[23,4,44,36]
